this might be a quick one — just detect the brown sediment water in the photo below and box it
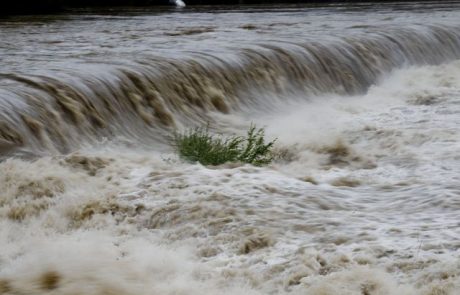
[1,3,460,295]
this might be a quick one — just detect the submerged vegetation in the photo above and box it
[172,125,276,166]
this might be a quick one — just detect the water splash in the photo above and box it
[172,0,186,7]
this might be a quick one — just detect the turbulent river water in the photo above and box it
[1,2,460,294]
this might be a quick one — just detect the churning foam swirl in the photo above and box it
[2,17,460,295]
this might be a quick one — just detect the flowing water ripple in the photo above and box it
[1,3,460,295]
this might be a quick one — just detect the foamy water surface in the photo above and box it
[1,3,460,295]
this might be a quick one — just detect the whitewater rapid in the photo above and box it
[1,3,460,295]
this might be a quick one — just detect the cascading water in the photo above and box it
[1,25,460,157]
[1,3,460,295]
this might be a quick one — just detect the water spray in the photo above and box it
[171,0,186,7]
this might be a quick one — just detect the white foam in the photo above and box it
[174,0,186,8]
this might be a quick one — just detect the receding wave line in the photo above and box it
[1,25,460,156]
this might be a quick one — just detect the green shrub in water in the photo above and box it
[172,125,276,166]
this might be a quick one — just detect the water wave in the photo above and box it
[1,25,460,156]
